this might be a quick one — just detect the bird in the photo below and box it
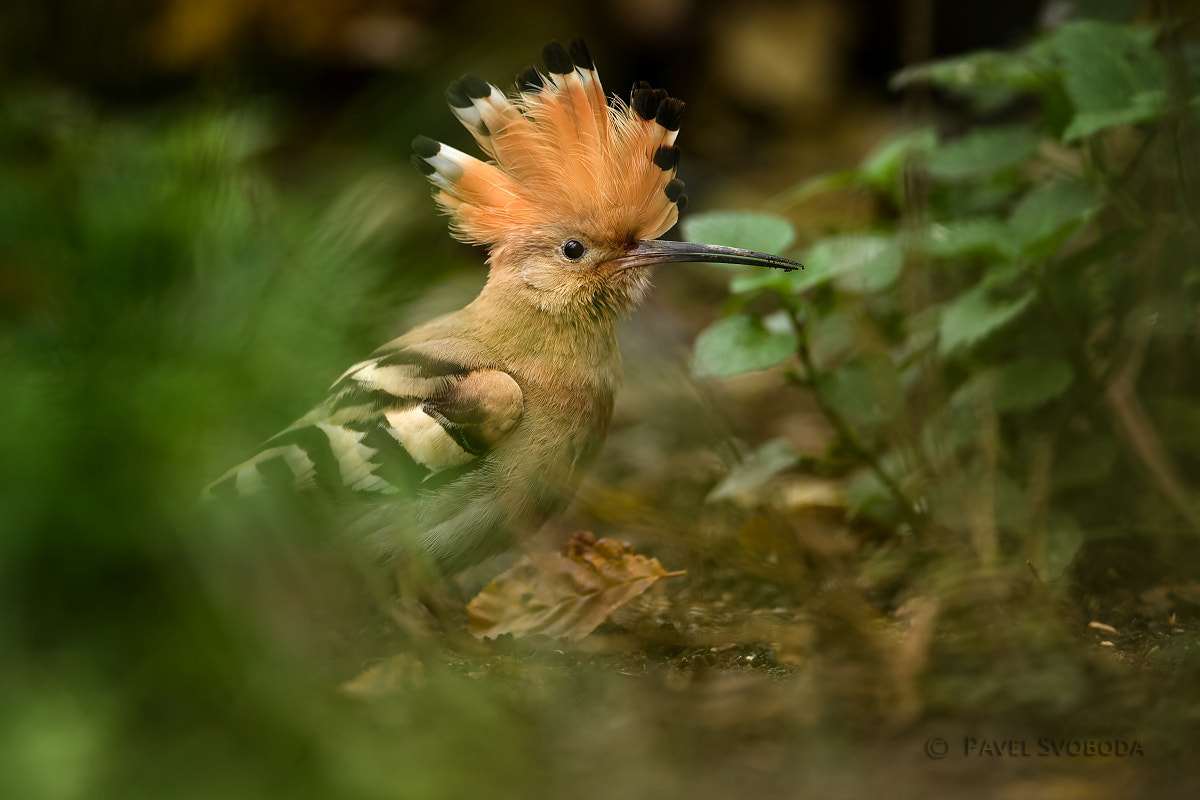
[206,38,801,579]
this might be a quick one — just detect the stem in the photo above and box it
[787,308,925,529]
[1159,0,1200,233]
[1086,137,1150,230]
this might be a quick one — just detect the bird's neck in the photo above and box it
[463,277,623,391]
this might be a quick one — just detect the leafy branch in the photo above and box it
[785,309,925,529]
[688,14,1200,577]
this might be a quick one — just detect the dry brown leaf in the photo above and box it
[340,653,426,698]
[467,531,682,641]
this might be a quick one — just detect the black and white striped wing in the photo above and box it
[205,347,523,500]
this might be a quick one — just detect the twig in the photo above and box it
[1104,323,1200,534]
[1025,559,1045,587]
[787,309,925,529]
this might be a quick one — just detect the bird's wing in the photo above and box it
[205,346,523,500]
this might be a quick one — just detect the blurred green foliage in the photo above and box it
[0,88,488,799]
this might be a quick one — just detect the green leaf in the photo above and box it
[891,50,1048,94]
[816,353,904,428]
[1009,180,1098,259]
[1063,89,1166,140]
[858,127,937,191]
[844,468,897,525]
[890,49,1051,112]
[798,232,903,294]
[1052,21,1167,139]
[925,217,1016,259]
[989,356,1074,412]
[1053,227,1140,275]
[730,267,799,295]
[770,170,859,209]
[944,181,1025,217]
[705,438,800,503]
[948,356,1074,417]
[981,260,1024,289]
[807,308,858,369]
[923,382,992,465]
[1044,513,1084,580]
[681,210,796,256]
[994,470,1031,532]
[693,314,797,379]
[844,450,917,525]
[938,283,1036,355]
[926,125,1042,180]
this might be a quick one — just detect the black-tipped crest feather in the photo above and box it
[411,154,435,175]
[653,145,680,171]
[460,74,492,99]
[568,38,594,70]
[665,178,685,203]
[631,86,659,120]
[412,135,440,158]
[518,66,544,92]
[542,40,573,74]
[444,81,471,108]
[655,98,685,131]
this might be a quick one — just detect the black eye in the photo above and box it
[561,239,587,260]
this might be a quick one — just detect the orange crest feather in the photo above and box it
[412,39,687,247]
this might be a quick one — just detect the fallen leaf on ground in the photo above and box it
[340,653,426,698]
[467,531,683,641]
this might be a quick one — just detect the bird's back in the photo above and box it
[206,290,620,573]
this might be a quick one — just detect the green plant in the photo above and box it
[688,17,1200,583]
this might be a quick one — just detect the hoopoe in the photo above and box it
[207,38,800,576]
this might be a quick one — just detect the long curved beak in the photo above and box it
[612,239,803,272]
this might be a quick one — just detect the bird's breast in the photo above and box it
[488,356,617,517]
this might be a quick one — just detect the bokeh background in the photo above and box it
[2,0,1197,798]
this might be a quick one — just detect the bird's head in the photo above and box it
[412,38,801,318]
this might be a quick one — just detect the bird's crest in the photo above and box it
[412,38,686,247]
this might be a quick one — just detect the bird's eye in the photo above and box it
[561,239,587,260]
